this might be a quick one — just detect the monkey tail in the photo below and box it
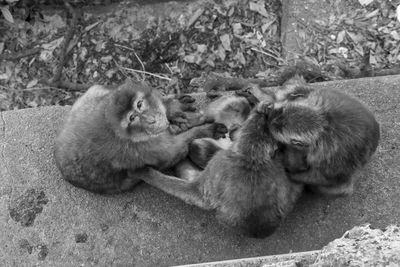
[278,60,330,85]
[62,170,142,195]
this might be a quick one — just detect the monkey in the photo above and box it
[53,79,227,194]
[134,100,304,238]
[185,95,251,169]
[262,74,380,196]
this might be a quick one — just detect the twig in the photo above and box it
[251,48,285,62]
[39,79,91,91]
[51,2,81,85]
[20,87,66,91]
[187,7,205,29]
[164,63,173,74]
[114,44,145,70]
[0,47,41,61]
[133,52,145,72]
[114,43,134,51]
[204,75,278,92]
[119,66,171,81]
[114,43,146,80]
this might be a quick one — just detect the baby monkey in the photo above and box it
[265,75,380,196]
[136,98,304,238]
[54,79,226,194]
[185,95,251,169]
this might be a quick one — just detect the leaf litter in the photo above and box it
[0,0,399,111]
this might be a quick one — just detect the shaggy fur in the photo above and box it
[54,79,226,194]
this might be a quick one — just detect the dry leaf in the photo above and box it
[184,53,202,65]
[337,30,346,44]
[390,31,400,41]
[358,0,374,6]
[0,6,14,23]
[26,79,38,89]
[347,31,364,43]
[249,1,269,18]
[196,44,207,53]
[216,44,226,61]
[397,5,400,23]
[220,34,231,51]
[0,42,4,55]
[40,37,64,62]
[234,51,246,65]
[232,23,243,35]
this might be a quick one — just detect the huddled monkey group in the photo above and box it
[54,67,380,238]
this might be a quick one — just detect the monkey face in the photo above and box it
[107,80,169,140]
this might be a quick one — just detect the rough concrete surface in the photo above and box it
[0,75,399,267]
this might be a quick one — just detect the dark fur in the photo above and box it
[267,75,380,196]
[54,79,225,194]
[135,105,304,238]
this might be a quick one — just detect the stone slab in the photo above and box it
[0,75,399,266]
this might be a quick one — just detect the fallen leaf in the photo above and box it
[369,54,377,64]
[100,55,112,63]
[249,1,269,18]
[216,44,226,61]
[233,51,246,65]
[196,44,207,53]
[347,31,364,43]
[0,42,4,55]
[26,79,38,89]
[365,9,379,19]
[390,31,400,41]
[358,0,374,6]
[0,73,9,80]
[397,5,400,23]
[85,21,101,32]
[337,30,346,44]
[40,37,64,62]
[220,34,231,51]
[184,53,202,65]
[0,6,14,23]
[232,23,243,35]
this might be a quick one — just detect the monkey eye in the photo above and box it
[128,113,137,123]
[287,93,305,101]
[290,139,307,147]
[136,100,143,110]
[287,87,311,101]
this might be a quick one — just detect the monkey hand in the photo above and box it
[165,94,203,133]
[211,123,229,139]
[256,99,274,114]
[235,87,259,106]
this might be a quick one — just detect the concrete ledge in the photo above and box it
[1,75,399,266]
[178,250,320,267]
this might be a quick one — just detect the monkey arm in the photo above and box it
[288,168,331,185]
[147,123,228,170]
[133,167,210,209]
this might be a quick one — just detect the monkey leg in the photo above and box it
[134,167,211,209]
[174,159,202,182]
[188,138,226,169]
